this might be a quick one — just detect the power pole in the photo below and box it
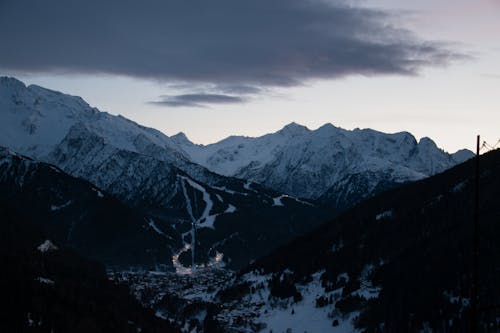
[471,135,480,333]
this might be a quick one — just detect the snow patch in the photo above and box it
[243,181,257,193]
[351,264,381,300]
[180,176,217,229]
[155,310,168,320]
[224,204,237,214]
[272,195,285,206]
[50,200,72,211]
[92,187,104,198]
[247,271,360,333]
[375,210,393,220]
[241,270,272,285]
[272,194,314,207]
[212,185,248,197]
[48,165,61,173]
[35,277,55,285]
[37,240,58,253]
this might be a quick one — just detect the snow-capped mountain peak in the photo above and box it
[1,77,323,269]
[178,122,474,204]
[1,76,474,207]
[0,77,189,161]
[278,122,310,137]
[170,132,193,146]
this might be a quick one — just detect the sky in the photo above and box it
[1,0,498,153]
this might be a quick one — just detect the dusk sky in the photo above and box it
[1,0,498,153]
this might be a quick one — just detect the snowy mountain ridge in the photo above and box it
[0,76,186,162]
[175,121,474,203]
[0,75,473,215]
[0,76,472,197]
[0,145,179,266]
[0,77,322,269]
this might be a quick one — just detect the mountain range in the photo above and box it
[0,76,473,271]
[1,76,495,333]
[0,77,323,269]
[175,121,472,208]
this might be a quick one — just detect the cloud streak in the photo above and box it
[0,0,463,99]
[150,94,245,108]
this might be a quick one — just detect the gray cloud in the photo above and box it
[150,94,245,108]
[215,84,264,95]
[0,0,463,93]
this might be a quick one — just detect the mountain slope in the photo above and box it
[0,200,179,333]
[0,76,184,161]
[212,149,500,332]
[0,77,323,269]
[44,125,324,269]
[0,146,178,267]
[176,122,473,209]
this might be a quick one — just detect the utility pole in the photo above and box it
[471,135,480,333]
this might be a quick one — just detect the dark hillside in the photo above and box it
[0,147,178,267]
[244,149,500,332]
[0,201,180,333]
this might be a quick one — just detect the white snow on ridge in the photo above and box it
[212,185,248,197]
[48,165,61,173]
[0,77,185,161]
[176,121,473,200]
[50,200,72,211]
[272,194,313,207]
[37,240,58,253]
[178,134,284,177]
[1,78,473,207]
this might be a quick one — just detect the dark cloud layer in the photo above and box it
[151,94,244,108]
[0,0,461,101]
